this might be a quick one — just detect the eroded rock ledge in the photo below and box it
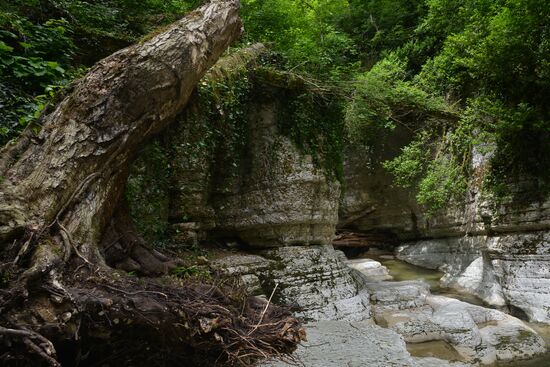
[340,134,550,323]
[125,45,549,366]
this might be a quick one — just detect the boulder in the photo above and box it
[370,290,546,365]
[347,258,393,281]
[212,245,371,321]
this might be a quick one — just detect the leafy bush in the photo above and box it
[240,0,357,78]
[0,0,198,146]
[0,12,75,144]
[347,0,550,208]
[345,54,449,149]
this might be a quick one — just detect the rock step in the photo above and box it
[347,258,394,281]
[363,278,547,365]
[262,320,468,367]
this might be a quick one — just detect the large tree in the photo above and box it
[0,1,301,365]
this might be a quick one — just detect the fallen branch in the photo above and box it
[249,283,279,335]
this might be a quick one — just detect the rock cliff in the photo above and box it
[340,128,550,323]
[125,50,549,365]
[127,53,367,320]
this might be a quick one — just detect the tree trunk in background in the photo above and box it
[0,1,303,365]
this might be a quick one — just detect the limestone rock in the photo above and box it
[261,245,371,321]
[347,258,393,281]
[262,320,472,367]
[370,289,546,365]
[340,134,550,324]
[413,357,470,367]
[213,101,340,247]
[211,246,371,321]
[487,231,550,323]
[210,254,274,295]
[262,320,417,367]
[366,280,430,313]
[396,233,550,322]
[132,57,341,250]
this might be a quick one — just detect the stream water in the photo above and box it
[357,251,550,367]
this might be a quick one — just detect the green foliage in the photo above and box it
[0,0,198,146]
[195,65,253,189]
[458,98,550,193]
[414,0,550,193]
[383,131,468,215]
[345,54,449,149]
[2,0,548,215]
[240,0,358,78]
[345,0,550,209]
[0,12,75,144]
[126,141,171,243]
[382,138,428,189]
[416,157,468,215]
[340,0,426,66]
[279,88,345,181]
[170,265,210,279]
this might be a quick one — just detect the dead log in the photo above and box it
[0,1,303,366]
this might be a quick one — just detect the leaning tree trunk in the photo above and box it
[0,1,302,366]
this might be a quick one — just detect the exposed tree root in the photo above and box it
[0,244,304,366]
[101,200,183,276]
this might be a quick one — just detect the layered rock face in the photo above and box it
[165,84,340,248]
[170,81,364,319]
[212,246,371,321]
[348,257,547,365]
[129,68,367,321]
[263,254,547,367]
[209,98,340,247]
[365,281,546,365]
[341,137,550,323]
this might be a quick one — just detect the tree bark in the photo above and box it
[0,2,302,365]
[0,0,242,249]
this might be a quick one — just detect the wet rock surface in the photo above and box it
[263,321,470,367]
[396,233,550,323]
[340,142,550,324]
[363,274,546,365]
[366,280,430,312]
[348,258,393,281]
[215,249,547,366]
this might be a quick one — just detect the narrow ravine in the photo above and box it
[349,249,550,367]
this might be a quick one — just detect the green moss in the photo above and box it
[170,265,211,279]
[253,67,305,90]
[126,140,171,243]
[255,66,345,181]
[280,91,345,181]
[194,63,253,194]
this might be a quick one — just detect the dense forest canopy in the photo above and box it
[1,0,549,211]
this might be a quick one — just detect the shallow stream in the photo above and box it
[357,251,550,366]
